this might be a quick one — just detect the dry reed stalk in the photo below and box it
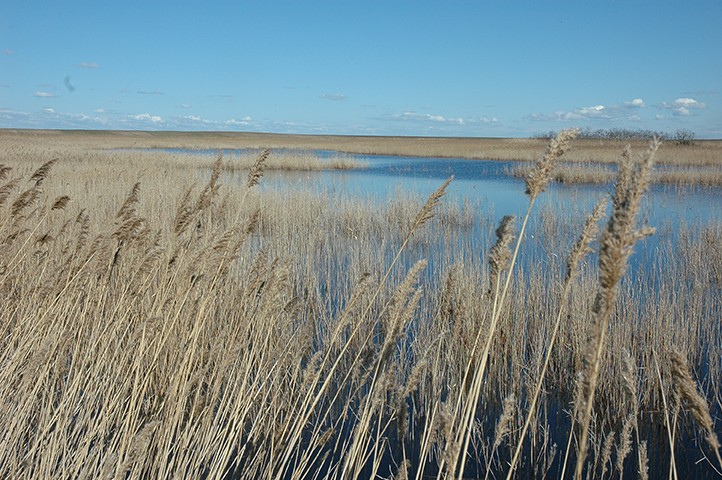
[445,129,579,480]
[505,198,605,479]
[670,348,722,471]
[484,393,515,480]
[487,215,516,309]
[573,139,659,480]
[273,178,451,480]
[653,348,679,480]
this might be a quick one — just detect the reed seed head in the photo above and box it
[525,128,580,200]
[488,214,516,295]
[247,148,269,188]
[565,198,606,284]
[410,176,453,233]
[670,348,721,454]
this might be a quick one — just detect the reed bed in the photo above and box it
[507,161,722,187]
[3,129,722,166]
[0,133,720,479]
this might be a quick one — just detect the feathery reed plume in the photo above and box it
[670,348,722,469]
[599,431,615,480]
[51,195,71,211]
[0,178,20,208]
[451,131,580,480]
[173,184,196,235]
[506,199,606,480]
[621,350,646,477]
[0,164,11,182]
[616,415,634,478]
[487,215,516,301]
[484,394,516,480]
[565,199,606,284]
[10,187,40,217]
[29,158,57,186]
[410,176,454,233]
[195,157,222,214]
[117,182,141,222]
[248,148,269,189]
[573,139,660,480]
[638,441,649,480]
[525,128,579,201]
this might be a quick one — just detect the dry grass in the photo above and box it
[3,128,722,165]
[508,161,722,186]
[0,133,720,479]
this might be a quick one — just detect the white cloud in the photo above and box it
[657,98,707,116]
[320,94,348,101]
[131,113,164,123]
[75,62,99,68]
[380,110,492,125]
[168,115,255,129]
[43,108,55,114]
[623,98,645,108]
[655,114,667,120]
[180,104,192,108]
[34,92,57,98]
[526,99,645,122]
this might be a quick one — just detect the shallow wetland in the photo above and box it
[0,129,721,479]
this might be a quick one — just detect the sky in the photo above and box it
[1,1,721,138]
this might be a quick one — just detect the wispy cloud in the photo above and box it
[130,113,164,123]
[75,62,99,68]
[34,92,57,98]
[320,94,348,101]
[179,104,192,108]
[0,107,179,130]
[137,91,164,95]
[656,97,707,116]
[218,94,231,98]
[525,98,646,122]
[2,84,10,88]
[379,110,496,125]
[5,50,13,55]
[120,89,130,92]
[170,115,254,129]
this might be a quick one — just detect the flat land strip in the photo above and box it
[3,128,721,165]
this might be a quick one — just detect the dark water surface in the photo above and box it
[161,147,720,232]
[157,148,721,478]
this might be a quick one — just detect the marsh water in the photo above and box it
[157,148,721,478]
[165,147,720,226]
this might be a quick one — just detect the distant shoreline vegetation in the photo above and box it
[2,129,721,170]
[533,127,697,145]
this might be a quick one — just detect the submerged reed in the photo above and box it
[0,132,720,479]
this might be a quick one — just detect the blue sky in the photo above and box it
[1,1,721,137]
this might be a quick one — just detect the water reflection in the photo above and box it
[162,147,720,226]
